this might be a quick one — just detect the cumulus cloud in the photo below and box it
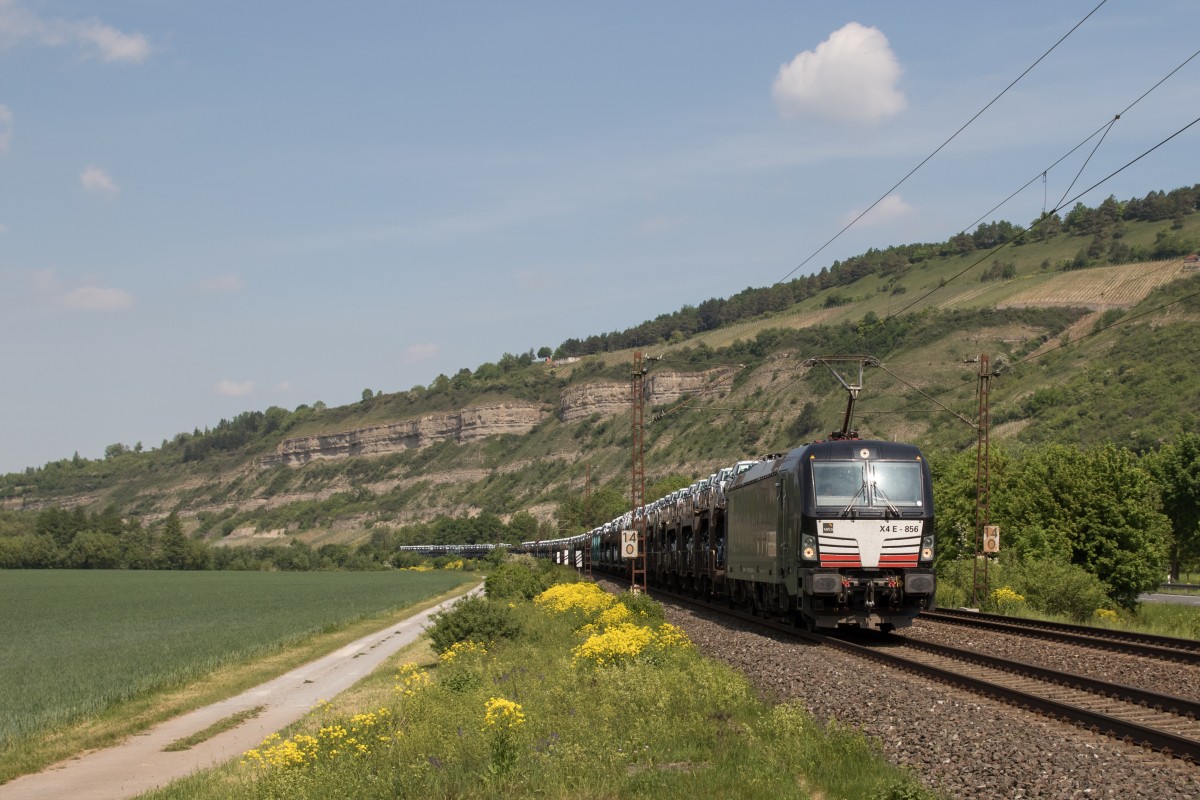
[841,194,915,227]
[214,379,255,398]
[401,343,439,365]
[772,22,906,124]
[30,267,134,311]
[81,165,120,197]
[0,104,11,154]
[76,20,151,63]
[0,1,150,62]
[61,285,134,310]
[197,273,244,294]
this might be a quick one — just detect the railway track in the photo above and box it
[919,607,1200,665]
[643,585,1200,763]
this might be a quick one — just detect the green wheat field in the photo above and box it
[0,569,474,746]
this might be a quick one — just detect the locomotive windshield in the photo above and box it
[812,463,867,507]
[812,461,924,508]
[871,462,924,507]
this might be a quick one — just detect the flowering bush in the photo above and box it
[1094,608,1119,623]
[394,663,432,697]
[439,640,488,664]
[439,639,490,693]
[534,582,615,616]
[571,621,692,669]
[241,707,394,771]
[989,586,1026,614]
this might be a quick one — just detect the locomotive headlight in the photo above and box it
[802,534,817,560]
[920,535,934,561]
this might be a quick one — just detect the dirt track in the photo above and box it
[0,585,481,800]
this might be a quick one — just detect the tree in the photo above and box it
[361,388,374,403]
[158,512,191,569]
[121,518,157,570]
[506,511,539,543]
[996,443,1170,608]
[1146,433,1200,582]
[536,347,553,359]
[66,530,123,569]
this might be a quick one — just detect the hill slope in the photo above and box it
[3,200,1199,548]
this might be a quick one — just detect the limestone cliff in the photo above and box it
[261,402,549,467]
[259,369,737,467]
[557,368,739,424]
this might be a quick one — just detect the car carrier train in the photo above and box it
[523,357,937,632]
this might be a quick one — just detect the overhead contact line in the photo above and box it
[774,0,1109,287]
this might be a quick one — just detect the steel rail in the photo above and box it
[919,608,1200,665]
[640,584,1200,763]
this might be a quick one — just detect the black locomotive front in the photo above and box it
[725,439,936,631]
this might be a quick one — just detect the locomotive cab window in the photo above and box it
[812,461,923,508]
[812,463,867,507]
[871,462,924,507]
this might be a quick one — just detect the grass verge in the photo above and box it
[0,580,478,785]
[163,707,266,752]
[141,569,937,800]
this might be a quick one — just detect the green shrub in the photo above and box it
[936,555,1112,621]
[485,557,578,600]
[1004,558,1112,621]
[484,560,545,600]
[426,595,522,654]
[615,589,665,623]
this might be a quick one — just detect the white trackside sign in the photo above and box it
[621,530,638,559]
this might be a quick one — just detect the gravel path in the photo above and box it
[660,601,1200,799]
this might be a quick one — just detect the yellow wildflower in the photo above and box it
[534,583,615,616]
[482,696,526,730]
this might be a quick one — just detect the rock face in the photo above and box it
[262,403,549,467]
[558,368,737,424]
[261,370,737,467]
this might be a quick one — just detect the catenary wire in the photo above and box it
[774,0,1109,286]
[886,113,1200,320]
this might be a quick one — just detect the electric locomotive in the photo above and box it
[723,437,936,631]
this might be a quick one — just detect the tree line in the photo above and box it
[551,185,1199,360]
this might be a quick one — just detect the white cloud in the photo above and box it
[0,1,150,63]
[841,194,915,227]
[197,273,244,294]
[81,165,120,197]
[772,22,906,124]
[215,379,255,398]
[77,21,150,63]
[30,267,134,311]
[61,285,134,311]
[402,343,439,365]
[0,104,11,154]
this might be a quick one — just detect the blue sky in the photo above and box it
[2,1,1198,474]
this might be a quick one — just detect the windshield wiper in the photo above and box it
[840,482,868,518]
[873,483,901,518]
